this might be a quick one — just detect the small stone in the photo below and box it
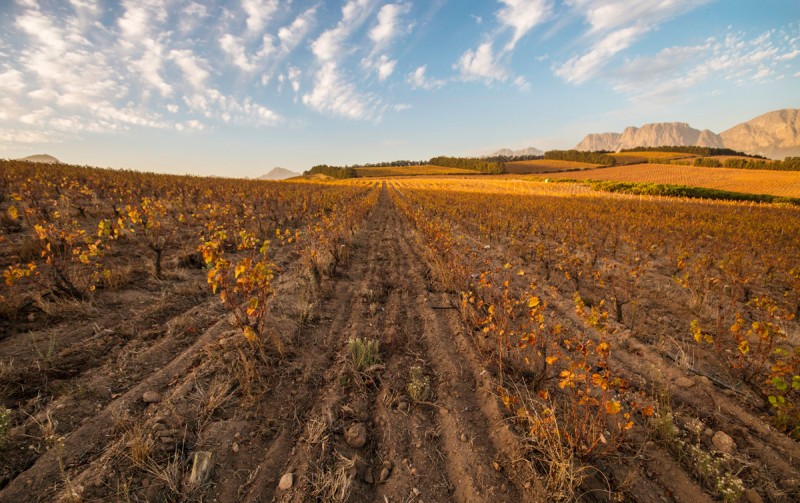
[743,489,763,503]
[364,470,374,484]
[460,433,468,442]
[704,428,714,437]
[412,487,421,496]
[234,432,241,439]
[410,467,417,476]
[142,391,161,403]
[415,442,421,449]
[711,431,736,455]
[674,377,695,389]
[379,467,391,483]
[278,472,293,490]
[344,423,367,449]
[779,478,798,491]
[524,481,532,489]
[231,442,239,454]
[398,401,409,412]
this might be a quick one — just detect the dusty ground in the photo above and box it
[1,184,798,502]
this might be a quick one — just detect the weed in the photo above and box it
[407,365,431,402]
[0,406,11,444]
[348,337,380,372]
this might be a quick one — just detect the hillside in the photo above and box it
[17,154,60,163]
[259,167,299,180]
[721,108,800,159]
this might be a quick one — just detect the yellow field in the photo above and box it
[354,165,479,177]
[540,163,800,198]
[504,159,600,174]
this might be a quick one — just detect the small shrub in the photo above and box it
[407,365,431,402]
[348,337,380,371]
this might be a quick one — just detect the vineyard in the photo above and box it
[1,161,799,503]
[353,165,478,177]
[547,163,800,198]
[503,160,601,174]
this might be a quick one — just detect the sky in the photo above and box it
[0,0,798,177]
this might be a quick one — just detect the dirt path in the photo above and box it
[246,185,533,502]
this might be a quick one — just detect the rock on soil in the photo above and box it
[711,431,736,455]
[278,472,293,490]
[674,377,695,389]
[142,391,161,403]
[344,422,367,448]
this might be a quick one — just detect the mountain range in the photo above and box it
[487,147,544,157]
[573,108,799,159]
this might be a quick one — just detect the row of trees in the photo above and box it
[428,156,504,173]
[620,146,765,157]
[544,150,617,165]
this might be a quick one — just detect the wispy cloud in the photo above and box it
[303,0,387,120]
[455,0,552,85]
[407,65,445,90]
[609,25,800,102]
[554,0,712,84]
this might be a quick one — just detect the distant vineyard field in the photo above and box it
[546,163,800,198]
[354,165,479,177]
[504,159,600,174]
[610,151,697,164]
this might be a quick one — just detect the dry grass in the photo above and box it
[562,163,800,198]
[308,452,355,503]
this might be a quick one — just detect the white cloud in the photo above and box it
[302,63,376,120]
[555,25,644,84]
[363,54,396,81]
[0,69,26,93]
[456,42,507,82]
[170,49,209,89]
[220,33,258,72]
[242,0,278,34]
[0,0,285,148]
[608,26,800,102]
[555,0,713,85]
[454,0,551,88]
[407,65,445,90]
[497,0,552,51]
[566,0,711,34]
[311,0,377,62]
[304,0,386,120]
[369,3,412,49]
[513,75,531,91]
[278,6,317,53]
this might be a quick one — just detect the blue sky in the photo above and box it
[1,0,798,176]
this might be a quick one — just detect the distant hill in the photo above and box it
[487,147,543,157]
[259,167,299,180]
[18,154,60,163]
[721,109,800,160]
[574,133,620,152]
[575,123,723,151]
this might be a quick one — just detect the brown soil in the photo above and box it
[0,187,538,502]
[2,184,798,502]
